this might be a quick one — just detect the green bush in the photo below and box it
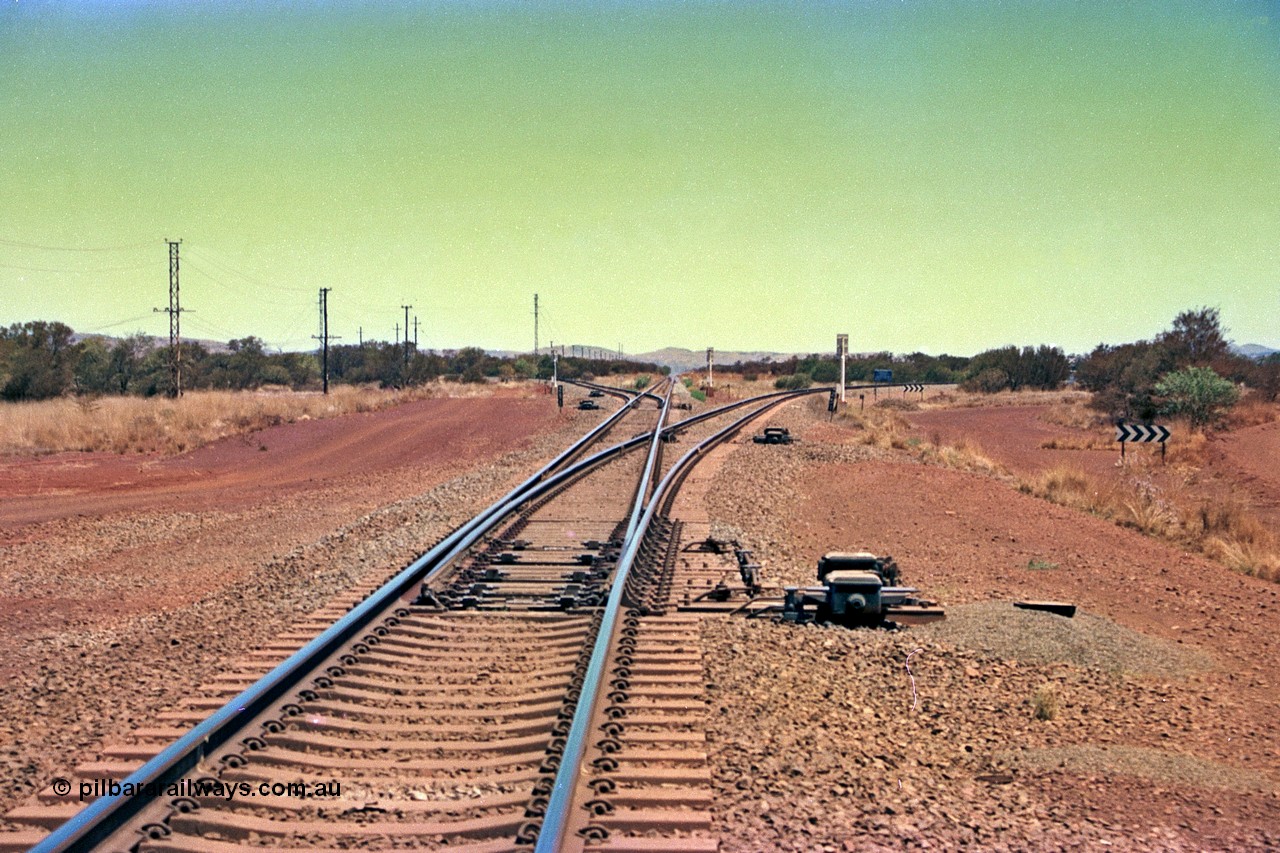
[960,368,1009,394]
[774,373,812,390]
[690,388,706,402]
[1155,366,1239,428]
[810,361,839,383]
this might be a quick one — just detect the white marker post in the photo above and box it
[837,333,848,403]
[706,347,714,388]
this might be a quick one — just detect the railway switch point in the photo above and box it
[778,552,945,627]
[752,427,793,445]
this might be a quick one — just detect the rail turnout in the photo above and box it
[9,380,829,853]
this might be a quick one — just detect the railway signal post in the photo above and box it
[837,333,848,403]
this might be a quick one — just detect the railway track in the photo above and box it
[6,380,826,852]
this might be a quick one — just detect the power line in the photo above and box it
[184,316,242,341]
[401,304,413,366]
[182,258,307,311]
[182,243,315,295]
[0,234,153,253]
[153,240,186,398]
[81,313,161,333]
[0,260,150,274]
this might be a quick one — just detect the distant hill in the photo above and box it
[634,347,806,373]
[1234,343,1278,359]
[491,345,802,373]
[72,332,232,353]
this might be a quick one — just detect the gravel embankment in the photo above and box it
[918,602,1214,678]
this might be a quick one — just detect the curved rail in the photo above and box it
[33,381,821,851]
[564,376,665,406]
[30,388,659,853]
[534,386,826,850]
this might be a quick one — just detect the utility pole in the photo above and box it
[552,351,559,389]
[153,239,186,398]
[358,326,363,348]
[533,293,539,355]
[401,304,413,366]
[837,333,849,403]
[312,288,339,395]
[413,316,420,348]
[706,347,714,388]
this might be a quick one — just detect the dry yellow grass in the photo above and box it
[921,388,1091,411]
[830,400,1008,474]
[827,385,1279,583]
[1038,434,1112,451]
[833,403,913,450]
[1196,498,1280,578]
[1162,425,1209,467]
[1038,397,1107,430]
[1038,415,1209,468]
[0,383,490,456]
[1226,395,1280,430]
[913,436,1007,476]
[1022,464,1278,582]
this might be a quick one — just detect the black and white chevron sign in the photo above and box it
[1115,423,1170,443]
[903,383,924,393]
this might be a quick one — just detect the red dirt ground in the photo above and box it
[3,391,1276,846]
[1210,418,1280,532]
[906,404,1121,478]
[906,402,1280,532]
[0,392,559,528]
[0,391,566,636]
[782,401,1280,847]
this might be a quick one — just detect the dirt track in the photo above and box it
[0,392,571,634]
[0,392,562,528]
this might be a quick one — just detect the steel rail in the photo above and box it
[420,384,816,598]
[622,381,673,566]
[36,381,806,851]
[534,386,828,851]
[30,389,656,853]
[564,376,665,406]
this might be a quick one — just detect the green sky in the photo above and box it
[2,0,1277,356]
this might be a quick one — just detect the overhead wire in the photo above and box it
[0,234,155,253]
[183,258,312,312]
[184,315,244,342]
[182,243,316,295]
[80,313,161,333]
[0,259,150,274]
